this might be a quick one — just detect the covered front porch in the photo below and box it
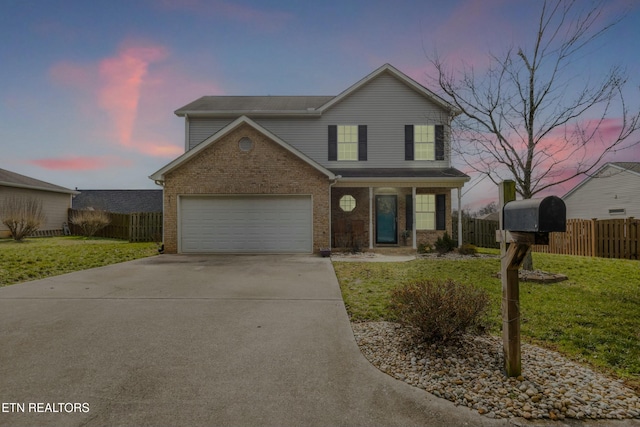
[329,174,468,251]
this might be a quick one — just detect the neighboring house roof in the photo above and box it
[0,167,78,195]
[479,211,500,221]
[563,162,640,199]
[150,116,336,182]
[73,190,163,213]
[174,64,458,117]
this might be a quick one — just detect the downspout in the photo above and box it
[153,178,166,253]
[329,175,342,249]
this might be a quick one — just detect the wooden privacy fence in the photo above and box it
[453,216,500,249]
[532,217,639,259]
[455,215,639,260]
[68,209,162,242]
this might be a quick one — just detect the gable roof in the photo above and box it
[563,162,640,199]
[174,64,457,118]
[149,116,335,182]
[0,167,78,195]
[73,190,163,213]
[317,63,458,114]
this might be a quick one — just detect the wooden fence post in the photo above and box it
[499,180,521,377]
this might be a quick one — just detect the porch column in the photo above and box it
[369,187,374,249]
[412,187,417,249]
[458,187,463,247]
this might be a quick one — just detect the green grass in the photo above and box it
[0,236,158,287]
[333,249,640,389]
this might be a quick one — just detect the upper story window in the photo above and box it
[328,125,367,161]
[405,124,445,161]
[414,125,435,160]
[338,125,358,160]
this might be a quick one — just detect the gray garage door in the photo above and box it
[180,195,312,253]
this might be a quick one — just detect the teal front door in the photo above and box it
[376,195,397,244]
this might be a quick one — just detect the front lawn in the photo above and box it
[333,250,640,389]
[0,236,158,287]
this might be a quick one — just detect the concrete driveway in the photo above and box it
[0,254,510,427]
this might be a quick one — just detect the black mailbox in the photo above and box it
[503,196,566,233]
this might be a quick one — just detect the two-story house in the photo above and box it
[150,64,469,254]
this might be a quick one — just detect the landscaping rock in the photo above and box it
[352,321,640,420]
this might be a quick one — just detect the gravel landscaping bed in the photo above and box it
[352,321,640,421]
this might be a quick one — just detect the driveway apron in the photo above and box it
[0,255,508,427]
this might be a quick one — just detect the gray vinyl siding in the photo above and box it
[563,166,640,219]
[186,73,451,169]
[188,118,234,149]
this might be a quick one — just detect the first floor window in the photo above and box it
[339,195,356,212]
[416,194,435,230]
[337,125,358,160]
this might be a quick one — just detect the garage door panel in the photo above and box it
[180,196,312,253]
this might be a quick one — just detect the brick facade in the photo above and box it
[162,124,331,253]
[330,187,453,249]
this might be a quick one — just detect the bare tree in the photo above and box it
[0,195,46,241]
[431,0,640,269]
[432,0,640,200]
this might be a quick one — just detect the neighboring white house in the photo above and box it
[562,162,640,219]
[0,168,78,238]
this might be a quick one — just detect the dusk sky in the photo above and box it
[1,0,639,210]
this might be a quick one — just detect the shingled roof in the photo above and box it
[175,96,334,116]
[73,190,163,214]
[0,167,77,194]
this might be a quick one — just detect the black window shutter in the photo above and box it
[436,194,446,230]
[358,125,367,161]
[405,194,413,231]
[328,125,337,161]
[405,125,414,160]
[435,125,445,161]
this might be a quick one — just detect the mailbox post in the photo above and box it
[499,181,566,377]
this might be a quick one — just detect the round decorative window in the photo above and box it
[238,137,254,152]
[339,195,356,212]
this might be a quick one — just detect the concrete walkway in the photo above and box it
[0,255,636,427]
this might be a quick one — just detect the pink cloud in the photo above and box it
[30,156,131,171]
[97,43,169,147]
[49,40,222,159]
[157,0,292,32]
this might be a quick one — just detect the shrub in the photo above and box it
[70,209,111,237]
[417,242,432,254]
[458,243,478,256]
[0,195,46,241]
[434,232,456,254]
[390,279,490,343]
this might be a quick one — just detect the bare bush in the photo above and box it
[70,209,111,237]
[390,279,490,344]
[0,195,46,241]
